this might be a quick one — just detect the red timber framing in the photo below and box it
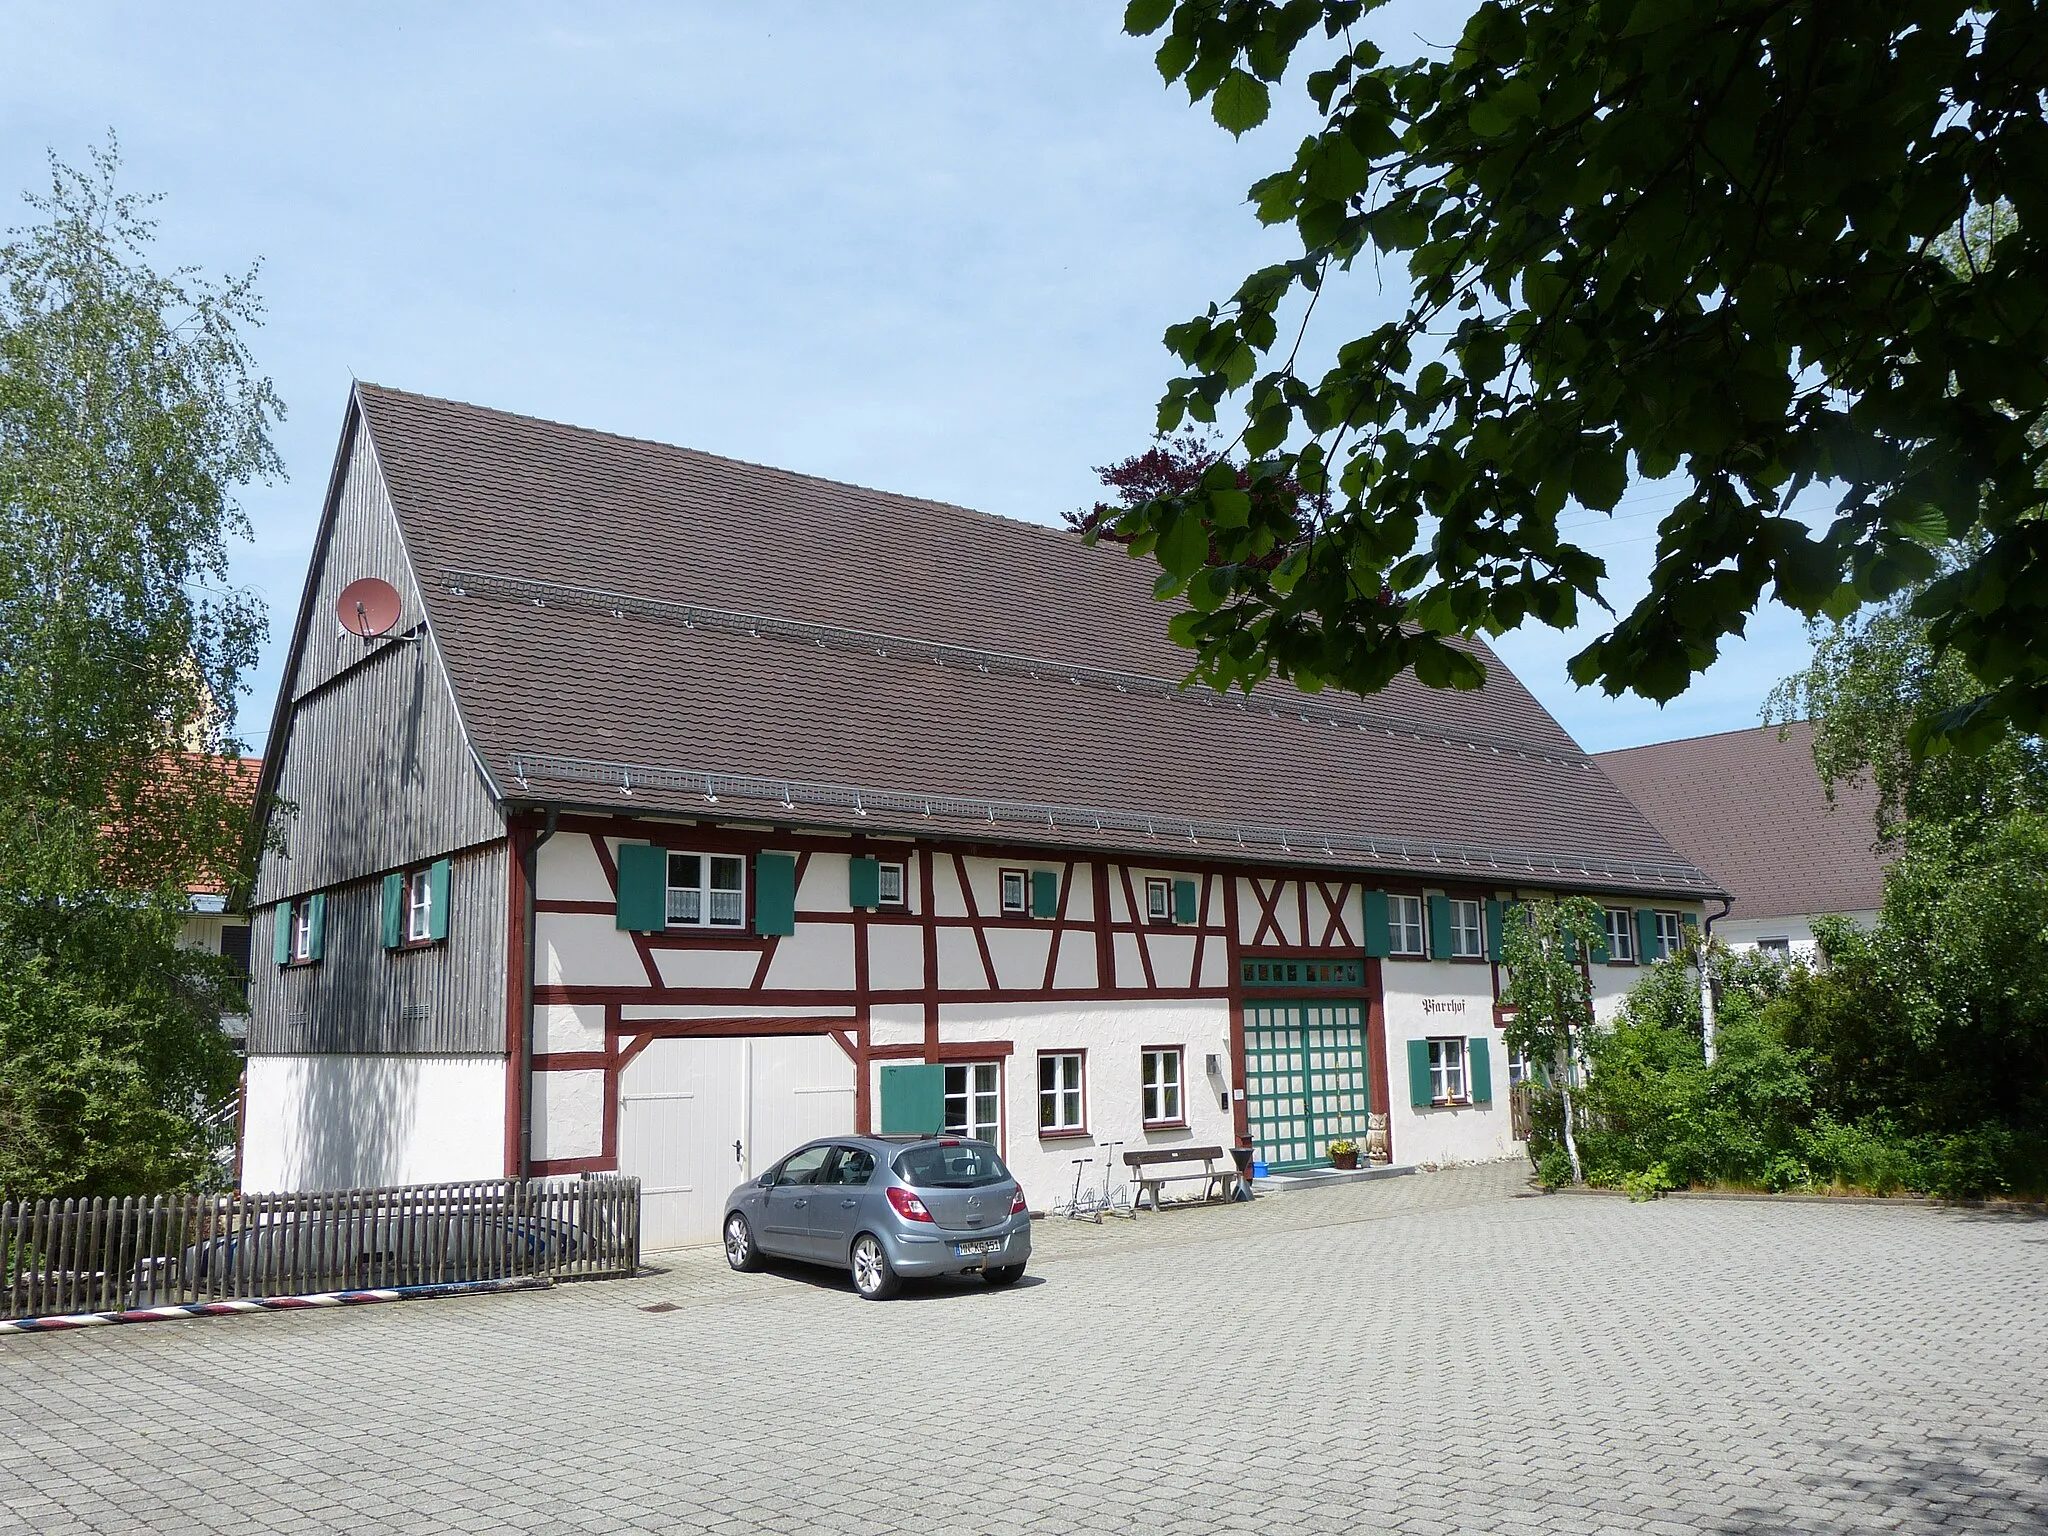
[512,810,1510,1177]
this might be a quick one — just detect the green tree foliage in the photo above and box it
[0,142,279,1194]
[1109,1,2047,742]
[1498,894,1605,1183]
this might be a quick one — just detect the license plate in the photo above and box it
[953,1238,1002,1257]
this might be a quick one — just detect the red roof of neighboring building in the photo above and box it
[1594,723,1888,920]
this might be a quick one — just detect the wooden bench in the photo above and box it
[1123,1146,1240,1212]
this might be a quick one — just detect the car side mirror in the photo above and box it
[757,1172,775,1187]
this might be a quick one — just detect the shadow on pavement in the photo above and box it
[1717,1434,2048,1534]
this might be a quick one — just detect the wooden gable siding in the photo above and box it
[249,841,508,1055]
[254,419,502,908]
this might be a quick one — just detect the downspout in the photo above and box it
[1698,895,1733,1066]
[519,807,559,1178]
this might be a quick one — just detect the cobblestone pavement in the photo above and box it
[3,1162,2044,1534]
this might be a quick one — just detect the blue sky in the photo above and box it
[3,2,1812,755]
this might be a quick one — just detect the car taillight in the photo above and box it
[886,1186,934,1223]
[1009,1184,1028,1215]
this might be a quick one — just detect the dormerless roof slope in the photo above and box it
[1594,722,1888,918]
[352,384,1714,895]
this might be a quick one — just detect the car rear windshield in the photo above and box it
[892,1142,1011,1189]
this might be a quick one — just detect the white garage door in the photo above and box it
[618,1034,856,1251]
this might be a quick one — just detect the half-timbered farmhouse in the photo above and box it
[245,385,1720,1246]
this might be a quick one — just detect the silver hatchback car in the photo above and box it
[722,1135,1031,1299]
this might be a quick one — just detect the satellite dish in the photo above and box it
[336,577,403,640]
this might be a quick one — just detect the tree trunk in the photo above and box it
[1556,1044,1585,1184]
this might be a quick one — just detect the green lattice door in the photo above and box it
[1245,1002,1372,1171]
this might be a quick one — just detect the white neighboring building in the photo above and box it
[1595,722,1888,962]
[241,385,1719,1246]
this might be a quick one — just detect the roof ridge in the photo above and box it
[1594,720,1809,757]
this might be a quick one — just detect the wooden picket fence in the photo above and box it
[1,1176,640,1320]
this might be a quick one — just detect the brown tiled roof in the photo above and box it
[1594,722,1888,919]
[352,383,1715,896]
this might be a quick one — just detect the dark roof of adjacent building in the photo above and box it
[345,383,1716,895]
[1594,722,1888,919]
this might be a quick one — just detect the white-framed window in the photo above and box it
[1390,894,1425,956]
[1450,898,1485,958]
[1038,1051,1084,1133]
[406,868,434,943]
[292,902,314,961]
[1000,868,1028,916]
[1428,1037,1468,1104]
[877,860,906,908]
[1604,907,1636,963]
[943,1062,1001,1143]
[667,852,746,928]
[1146,877,1171,924]
[1758,936,1791,955]
[1655,910,1683,959]
[1141,1048,1183,1125]
[1507,1048,1536,1087]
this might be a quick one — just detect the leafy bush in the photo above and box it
[1535,1148,1573,1190]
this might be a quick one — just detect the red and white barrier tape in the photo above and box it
[0,1275,551,1335]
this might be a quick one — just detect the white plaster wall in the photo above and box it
[867,923,925,990]
[241,1055,506,1191]
[1380,959,1517,1168]
[650,948,761,989]
[985,927,1053,990]
[540,912,647,986]
[765,921,855,989]
[935,999,1236,1209]
[936,926,988,990]
[543,1004,607,1053]
[1051,930,1100,989]
[537,833,615,901]
[531,1069,606,1161]
[1720,911,1875,961]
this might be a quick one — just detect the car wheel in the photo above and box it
[849,1233,900,1300]
[723,1212,762,1273]
[983,1263,1025,1288]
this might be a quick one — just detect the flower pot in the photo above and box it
[1331,1150,1360,1170]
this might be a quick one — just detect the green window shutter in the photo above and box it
[755,852,796,936]
[429,858,452,941]
[1173,878,1198,925]
[305,892,326,961]
[1363,890,1391,958]
[614,843,667,932]
[1590,920,1610,964]
[879,1064,945,1134]
[848,855,880,910]
[273,902,294,966]
[382,873,405,949]
[1681,911,1698,930]
[1406,1039,1433,1108]
[1484,899,1505,960]
[1635,907,1659,963]
[1427,894,1454,959]
[1467,1038,1493,1104]
[1562,930,1580,963]
[1031,869,1059,919]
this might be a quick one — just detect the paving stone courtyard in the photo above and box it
[2,1161,2044,1534]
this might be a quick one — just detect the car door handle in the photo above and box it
[840,1199,859,1209]
[793,1198,807,1209]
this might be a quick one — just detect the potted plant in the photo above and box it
[1328,1138,1360,1171]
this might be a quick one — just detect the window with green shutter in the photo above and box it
[1484,898,1505,961]
[273,901,294,966]
[382,873,406,949]
[1426,894,1454,959]
[1173,878,1198,925]
[879,1064,945,1134]
[848,855,880,910]
[1467,1038,1493,1103]
[614,843,667,932]
[1634,907,1660,965]
[1406,1038,1433,1107]
[304,892,326,961]
[1363,890,1392,958]
[1030,869,1059,919]
[755,853,796,936]
[428,858,451,941]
